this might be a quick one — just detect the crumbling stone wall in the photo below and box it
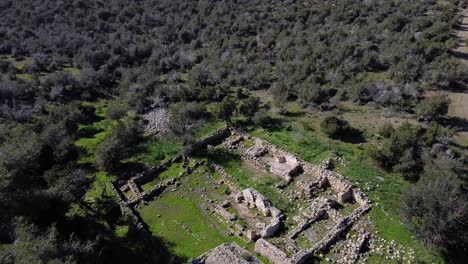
[185,126,231,155]
[236,188,284,238]
[191,242,263,264]
[238,131,370,207]
[211,163,240,193]
[338,230,370,264]
[255,238,292,264]
[215,204,237,221]
[292,204,371,264]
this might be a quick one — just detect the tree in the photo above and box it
[415,95,450,122]
[369,122,423,178]
[320,116,350,139]
[252,109,272,127]
[271,81,288,113]
[1,218,94,263]
[168,102,207,145]
[213,97,236,122]
[239,96,260,118]
[95,118,142,171]
[107,100,129,120]
[377,122,394,138]
[401,171,468,247]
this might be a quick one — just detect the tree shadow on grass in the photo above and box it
[78,126,104,138]
[440,116,468,132]
[233,116,287,133]
[336,127,367,144]
[64,201,186,264]
[193,147,242,166]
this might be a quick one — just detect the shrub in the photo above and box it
[95,118,142,171]
[320,116,350,139]
[369,122,424,179]
[107,100,129,120]
[213,97,236,122]
[415,95,450,122]
[252,110,272,127]
[401,171,468,247]
[378,122,394,138]
[239,96,260,118]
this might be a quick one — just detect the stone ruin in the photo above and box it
[245,139,302,182]
[235,188,284,238]
[212,188,285,242]
[190,242,262,264]
[219,130,373,264]
[241,134,371,208]
[108,126,376,264]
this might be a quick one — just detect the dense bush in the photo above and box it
[377,122,395,138]
[168,102,208,144]
[415,95,450,122]
[0,0,464,114]
[401,169,468,248]
[320,116,351,139]
[369,123,424,179]
[96,118,143,171]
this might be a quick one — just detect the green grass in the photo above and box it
[1,55,32,70]
[195,120,226,139]
[141,162,185,192]
[138,190,240,259]
[74,100,116,164]
[124,137,182,166]
[247,115,443,263]
[84,171,117,202]
[16,73,34,81]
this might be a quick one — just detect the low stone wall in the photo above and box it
[255,238,292,264]
[301,163,354,203]
[287,208,326,240]
[292,204,371,264]
[215,205,237,221]
[191,242,263,264]
[338,230,370,264]
[185,126,231,155]
[211,163,240,193]
[110,183,145,230]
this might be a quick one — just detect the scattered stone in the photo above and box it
[191,242,262,264]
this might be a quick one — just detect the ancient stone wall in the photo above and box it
[255,238,292,264]
[291,204,371,264]
[238,131,370,206]
[236,188,284,238]
[186,126,231,155]
[191,242,263,264]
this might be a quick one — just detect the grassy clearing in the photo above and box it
[74,101,116,164]
[63,66,81,75]
[138,193,229,258]
[140,162,185,192]
[16,73,34,81]
[195,120,226,139]
[124,137,181,166]
[1,55,32,70]
[138,181,241,259]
